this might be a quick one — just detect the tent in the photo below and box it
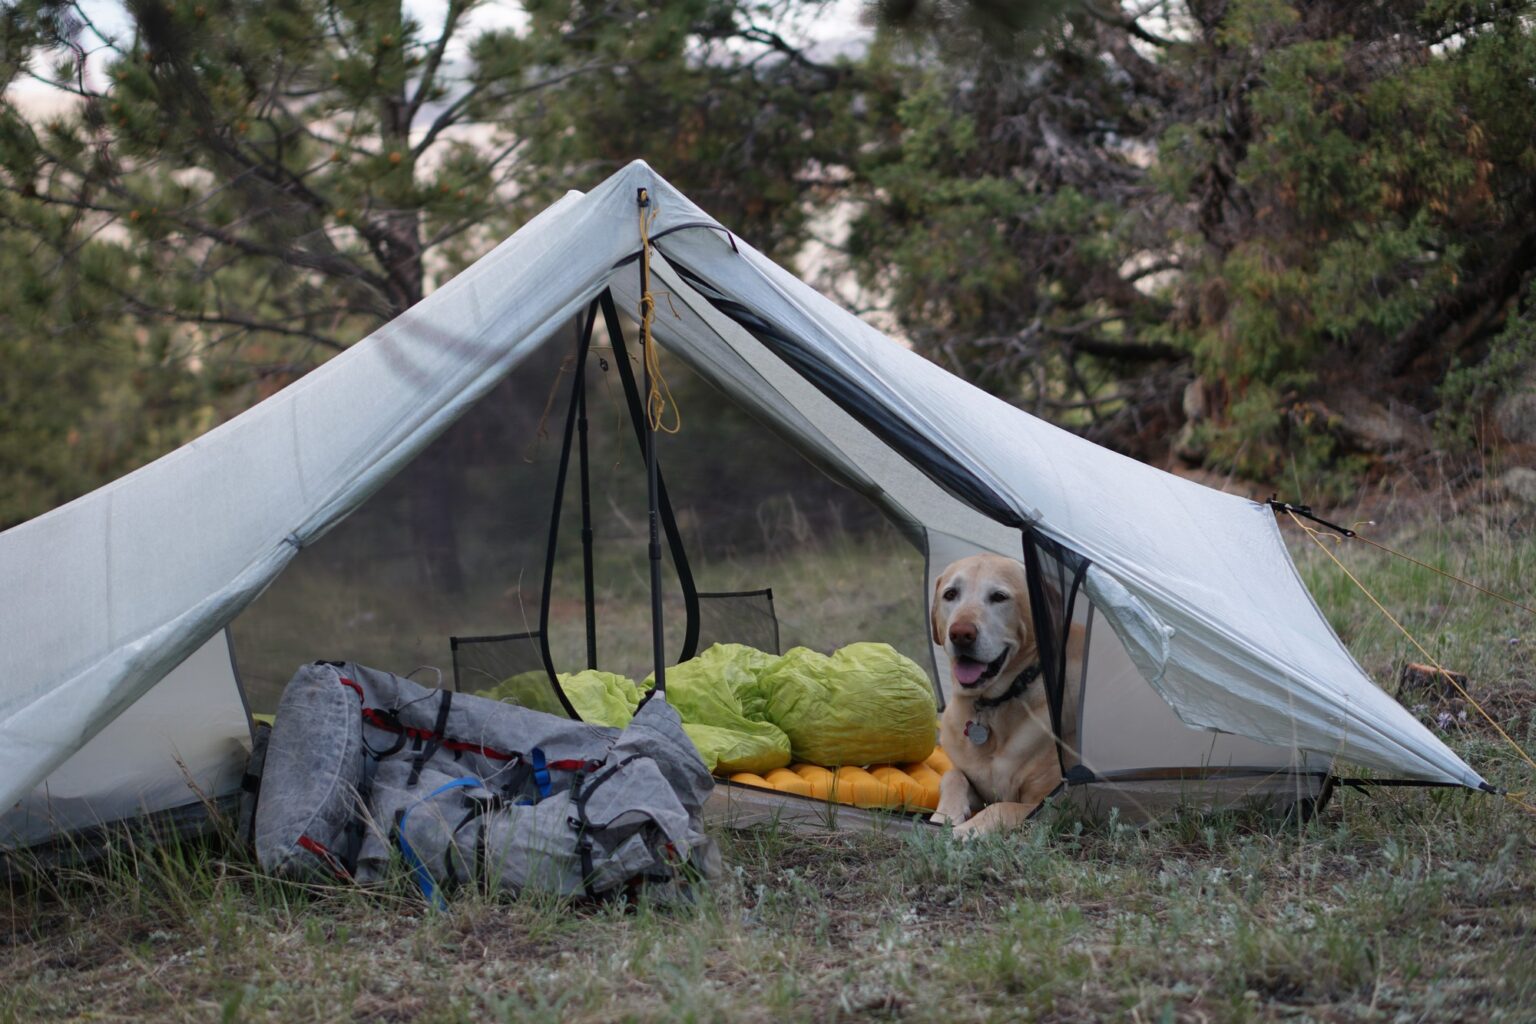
[0,161,1491,853]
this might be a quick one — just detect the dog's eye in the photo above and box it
[988,591,1011,604]
[941,587,958,602]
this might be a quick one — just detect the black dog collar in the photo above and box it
[973,662,1041,711]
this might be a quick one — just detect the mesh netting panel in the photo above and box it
[450,631,574,717]
[1062,773,1328,824]
[1027,531,1315,810]
[641,363,927,669]
[231,301,932,712]
[1021,532,1091,773]
[230,343,574,712]
[694,589,780,654]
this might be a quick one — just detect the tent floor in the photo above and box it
[703,778,938,833]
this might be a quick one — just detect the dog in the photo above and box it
[930,553,1082,836]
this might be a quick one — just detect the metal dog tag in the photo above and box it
[965,720,990,745]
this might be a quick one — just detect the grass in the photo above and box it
[4,500,1535,1022]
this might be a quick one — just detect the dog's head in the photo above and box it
[931,554,1036,699]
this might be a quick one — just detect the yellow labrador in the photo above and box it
[930,554,1082,836]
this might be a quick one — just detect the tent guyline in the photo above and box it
[1352,533,1536,618]
[1270,496,1536,616]
[637,189,681,436]
[1283,510,1527,805]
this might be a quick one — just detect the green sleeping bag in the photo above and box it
[646,647,792,775]
[685,642,780,721]
[484,640,934,773]
[484,669,640,728]
[759,643,936,766]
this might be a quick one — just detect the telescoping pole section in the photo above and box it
[638,187,666,694]
[577,329,597,670]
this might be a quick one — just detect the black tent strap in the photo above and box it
[1065,765,1327,784]
[597,289,701,665]
[658,257,1025,532]
[1268,497,1356,538]
[1021,539,1062,740]
[1333,777,1478,792]
[530,305,596,721]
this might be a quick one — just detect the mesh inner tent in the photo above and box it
[1019,531,1330,820]
[695,589,781,655]
[1020,530,1091,771]
[229,339,576,711]
[450,631,576,716]
[229,300,930,713]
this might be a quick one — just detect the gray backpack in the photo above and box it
[253,661,718,903]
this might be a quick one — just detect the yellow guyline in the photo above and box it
[1284,510,1536,816]
[637,188,681,435]
[1350,532,1536,617]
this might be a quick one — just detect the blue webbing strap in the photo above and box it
[530,747,552,800]
[398,776,482,910]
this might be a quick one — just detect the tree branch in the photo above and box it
[1076,0,1176,48]
[407,0,467,126]
[115,294,350,352]
[411,62,622,159]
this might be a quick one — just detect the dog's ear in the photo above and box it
[930,570,948,646]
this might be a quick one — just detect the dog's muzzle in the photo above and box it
[953,645,1010,689]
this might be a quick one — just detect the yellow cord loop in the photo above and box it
[637,190,680,435]
[1286,511,1536,795]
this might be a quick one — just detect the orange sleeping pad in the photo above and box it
[724,746,954,812]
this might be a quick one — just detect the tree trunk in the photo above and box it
[375,1,462,593]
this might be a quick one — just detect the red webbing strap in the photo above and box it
[359,707,523,763]
[297,834,351,880]
[337,674,598,772]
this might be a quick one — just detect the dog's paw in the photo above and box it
[951,802,1034,839]
[931,803,971,828]
[950,816,986,841]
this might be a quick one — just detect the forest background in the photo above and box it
[2,0,1535,533]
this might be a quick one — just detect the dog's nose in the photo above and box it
[949,622,977,648]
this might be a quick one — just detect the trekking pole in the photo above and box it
[638,186,666,696]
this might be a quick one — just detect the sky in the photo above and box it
[9,0,870,110]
